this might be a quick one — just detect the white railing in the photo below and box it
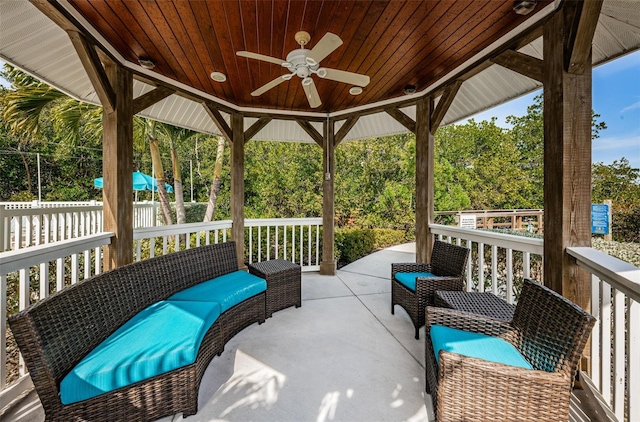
[568,247,639,422]
[430,224,543,303]
[133,220,233,260]
[0,205,104,253]
[0,233,113,409]
[132,217,322,272]
[245,218,322,272]
[0,202,159,252]
[0,201,99,209]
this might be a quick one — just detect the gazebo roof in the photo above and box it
[1,0,639,142]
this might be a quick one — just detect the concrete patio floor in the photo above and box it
[4,243,600,421]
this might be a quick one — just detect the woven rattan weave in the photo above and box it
[391,240,470,339]
[249,259,302,317]
[425,278,596,422]
[434,290,515,322]
[8,241,266,422]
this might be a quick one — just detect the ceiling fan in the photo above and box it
[237,31,370,108]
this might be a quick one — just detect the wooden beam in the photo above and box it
[132,87,174,115]
[334,116,360,147]
[415,97,434,263]
[296,119,324,147]
[430,80,463,131]
[385,107,416,134]
[491,50,544,82]
[102,62,133,270]
[244,117,272,143]
[568,0,604,75]
[429,23,545,100]
[67,31,116,114]
[203,102,232,143]
[543,8,593,341]
[29,0,80,32]
[320,119,336,275]
[230,113,245,269]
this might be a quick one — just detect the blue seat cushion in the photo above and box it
[394,272,436,291]
[169,270,267,312]
[60,300,221,405]
[430,325,533,369]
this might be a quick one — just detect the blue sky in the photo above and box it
[2,51,639,167]
[467,51,640,168]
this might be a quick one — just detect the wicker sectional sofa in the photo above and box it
[8,241,273,422]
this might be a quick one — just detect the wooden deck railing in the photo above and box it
[430,224,543,302]
[0,202,159,252]
[567,247,639,422]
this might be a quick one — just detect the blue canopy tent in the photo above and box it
[94,171,174,193]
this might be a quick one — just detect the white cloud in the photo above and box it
[593,134,640,168]
[620,101,640,114]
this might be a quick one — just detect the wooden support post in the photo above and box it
[230,113,245,269]
[102,61,133,270]
[320,119,336,275]
[543,7,593,321]
[415,97,434,263]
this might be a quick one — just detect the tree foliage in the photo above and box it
[1,67,637,241]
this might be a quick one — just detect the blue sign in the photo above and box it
[591,204,610,235]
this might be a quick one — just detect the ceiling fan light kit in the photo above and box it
[237,31,370,108]
[349,87,363,95]
[210,72,227,82]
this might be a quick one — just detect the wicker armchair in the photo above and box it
[425,278,596,422]
[391,240,469,339]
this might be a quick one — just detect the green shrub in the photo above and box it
[8,190,36,202]
[592,237,640,267]
[612,206,640,243]
[169,203,209,223]
[372,228,406,249]
[335,227,375,264]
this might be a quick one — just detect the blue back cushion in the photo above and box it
[394,272,435,291]
[430,325,532,369]
[169,270,266,312]
[60,300,221,405]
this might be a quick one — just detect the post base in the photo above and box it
[319,260,336,275]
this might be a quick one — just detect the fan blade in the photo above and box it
[302,78,322,108]
[237,51,287,66]
[251,75,288,96]
[306,32,342,65]
[319,68,370,87]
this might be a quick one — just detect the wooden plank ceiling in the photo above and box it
[67,0,549,113]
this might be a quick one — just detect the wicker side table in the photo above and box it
[434,291,515,322]
[248,259,301,318]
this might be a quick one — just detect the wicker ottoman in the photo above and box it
[248,259,301,318]
[434,290,515,322]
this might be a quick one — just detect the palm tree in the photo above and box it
[1,66,102,147]
[144,120,173,226]
[156,123,199,225]
[204,136,226,221]
[1,66,102,198]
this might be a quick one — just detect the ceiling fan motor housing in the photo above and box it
[286,49,319,78]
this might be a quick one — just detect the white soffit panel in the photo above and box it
[443,64,541,127]
[140,96,219,135]
[0,0,95,104]
[251,119,324,143]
